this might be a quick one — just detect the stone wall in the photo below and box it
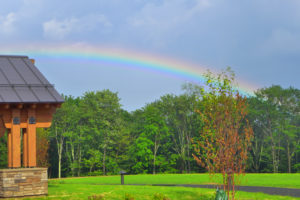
[0,168,48,198]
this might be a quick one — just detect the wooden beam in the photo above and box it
[11,109,21,168]
[27,108,36,167]
[23,128,28,167]
[7,130,12,168]
[36,122,52,128]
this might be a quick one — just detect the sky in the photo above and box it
[0,0,299,111]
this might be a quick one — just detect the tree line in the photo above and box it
[0,84,299,178]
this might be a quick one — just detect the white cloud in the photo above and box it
[43,18,78,39]
[128,0,210,27]
[0,12,17,35]
[43,14,112,40]
[126,0,211,47]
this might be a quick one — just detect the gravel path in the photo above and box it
[126,184,300,198]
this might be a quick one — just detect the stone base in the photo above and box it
[0,168,48,198]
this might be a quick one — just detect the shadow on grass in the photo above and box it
[48,180,66,188]
[48,184,60,188]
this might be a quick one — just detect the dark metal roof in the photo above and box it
[0,55,64,104]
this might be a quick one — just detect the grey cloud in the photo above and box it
[42,14,112,40]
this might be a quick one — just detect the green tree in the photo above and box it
[50,95,77,178]
[254,86,300,173]
[142,104,169,174]
[158,94,199,173]
[79,90,123,175]
[247,96,270,172]
[130,134,153,174]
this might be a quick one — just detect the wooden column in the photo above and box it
[27,108,36,167]
[23,128,28,167]
[7,130,12,168]
[11,109,21,168]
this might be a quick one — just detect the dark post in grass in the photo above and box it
[120,170,127,185]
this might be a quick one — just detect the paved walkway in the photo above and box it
[126,184,300,198]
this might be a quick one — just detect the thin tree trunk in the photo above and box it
[77,128,82,177]
[58,156,61,179]
[258,144,264,172]
[186,133,191,173]
[55,126,64,179]
[271,139,276,173]
[77,144,81,177]
[71,142,75,176]
[58,149,61,179]
[267,119,278,173]
[89,164,93,173]
[276,136,281,173]
[58,140,63,178]
[153,153,156,175]
[103,146,106,175]
[153,141,156,175]
[287,140,291,173]
[153,136,160,175]
[252,138,264,172]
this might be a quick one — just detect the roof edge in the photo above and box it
[0,55,28,58]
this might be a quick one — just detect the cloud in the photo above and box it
[43,18,78,40]
[125,0,211,47]
[43,14,112,40]
[0,12,17,35]
[261,29,300,55]
[128,0,210,27]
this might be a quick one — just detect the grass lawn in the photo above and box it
[56,173,300,189]
[9,174,300,200]
[22,182,300,200]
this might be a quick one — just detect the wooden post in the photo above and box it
[27,108,36,167]
[7,130,12,168]
[23,128,28,167]
[11,109,21,168]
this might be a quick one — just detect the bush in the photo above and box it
[124,193,135,200]
[294,163,300,173]
[152,193,170,200]
[87,170,103,176]
[88,194,105,200]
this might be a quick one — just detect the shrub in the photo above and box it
[152,193,170,200]
[124,193,135,200]
[294,163,300,173]
[88,194,105,200]
[87,170,103,176]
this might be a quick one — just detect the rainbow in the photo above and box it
[0,43,257,96]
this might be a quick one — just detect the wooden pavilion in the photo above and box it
[0,55,63,197]
[0,55,63,168]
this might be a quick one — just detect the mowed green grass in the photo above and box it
[16,174,300,200]
[55,173,300,189]
[24,182,300,200]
